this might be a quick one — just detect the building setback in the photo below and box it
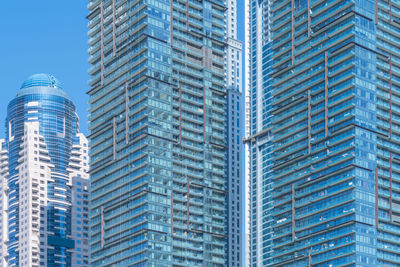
[247,0,400,266]
[87,0,228,266]
[0,74,90,266]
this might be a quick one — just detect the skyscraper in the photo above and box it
[87,0,228,266]
[225,0,243,265]
[0,140,8,267]
[0,74,90,266]
[247,0,400,266]
[226,87,243,267]
[244,0,274,265]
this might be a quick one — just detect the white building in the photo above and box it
[0,122,90,267]
[2,74,90,266]
[0,140,8,267]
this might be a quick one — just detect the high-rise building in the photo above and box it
[226,87,242,267]
[0,140,8,267]
[0,74,90,266]
[225,0,243,265]
[247,0,400,266]
[87,0,228,266]
[244,0,274,265]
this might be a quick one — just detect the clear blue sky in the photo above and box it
[0,1,89,135]
[0,1,245,137]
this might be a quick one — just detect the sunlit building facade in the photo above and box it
[87,0,228,266]
[225,0,243,264]
[245,0,274,265]
[0,140,8,267]
[247,0,400,266]
[0,74,90,266]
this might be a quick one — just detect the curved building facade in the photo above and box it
[0,74,90,266]
[7,74,77,176]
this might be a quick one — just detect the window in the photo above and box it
[9,119,15,141]
[56,115,65,137]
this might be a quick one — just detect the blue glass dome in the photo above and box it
[6,74,80,264]
[20,73,63,90]
[17,74,69,99]
[8,73,77,176]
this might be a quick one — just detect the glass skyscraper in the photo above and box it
[0,74,90,266]
[246,0,400,266]
[245,0,274,265]
[225,0,243,264]
[87,0,228,266]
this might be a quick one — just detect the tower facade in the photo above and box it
[87,0,228,266]
[244,0,274,265]
[225,0,243,265]
[1,74,90,266]
[226,87,243,267]
[0,140,8,267]
[247,0,400,266]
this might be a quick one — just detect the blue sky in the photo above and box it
[0,1,89,135]
[0,0,245,137]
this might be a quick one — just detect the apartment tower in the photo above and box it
[0,74,90,266]
[87,0,228,266]
[247,0,400,266]
[225,0,243,264]
[245,0,274,265]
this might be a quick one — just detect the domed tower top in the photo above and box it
[17,73,69,99]
[7,73,78,176]
[20,73,63,89]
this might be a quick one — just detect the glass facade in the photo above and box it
[226,88,243,267]
[225,0,243,264]
[245,0,274,265]
[87,0,228,266]
[247,0,400,266]
[3,74,89,266]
